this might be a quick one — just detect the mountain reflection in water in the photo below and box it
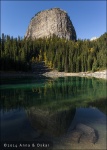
[26,107,76,137]
[0,76,107,149]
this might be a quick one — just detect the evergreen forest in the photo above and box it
[0,32,107,72]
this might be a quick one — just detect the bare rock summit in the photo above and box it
[25,8,77,40]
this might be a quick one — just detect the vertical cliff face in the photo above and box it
[25,8,77,40]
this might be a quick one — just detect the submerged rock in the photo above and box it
[70,130,83,143]
[70,123,98,144]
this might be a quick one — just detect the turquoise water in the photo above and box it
[0,76,107,149]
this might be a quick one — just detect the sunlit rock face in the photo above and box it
[25,8,77,40]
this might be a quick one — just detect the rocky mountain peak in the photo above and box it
[25,8,77,40]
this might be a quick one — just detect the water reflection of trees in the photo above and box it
[1,77,106,112]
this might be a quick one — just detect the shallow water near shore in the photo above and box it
[0,76,107,149]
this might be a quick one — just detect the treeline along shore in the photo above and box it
[0,33,107,78]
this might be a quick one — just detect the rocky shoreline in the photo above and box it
[43,70,107,80]
[0,70,106,80]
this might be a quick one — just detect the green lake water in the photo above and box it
[0,76,107,149]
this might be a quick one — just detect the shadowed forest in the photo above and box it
[0,32,107,72]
